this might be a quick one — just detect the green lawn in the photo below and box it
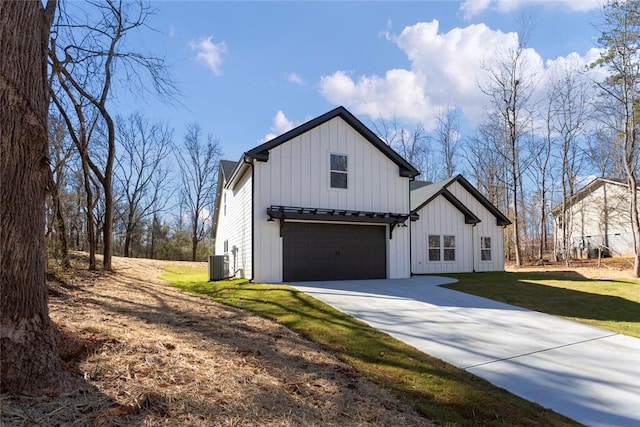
[160,265,578,427]
[441,271,640,338]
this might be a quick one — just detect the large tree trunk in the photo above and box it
[0,0,61,394]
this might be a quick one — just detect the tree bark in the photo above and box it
[0,0,61,394]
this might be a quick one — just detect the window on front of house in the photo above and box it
[443,235,455,261]
[429,235,455,261]
[481,237,492,261]
[428,235,440,261]
[330,153,348,189]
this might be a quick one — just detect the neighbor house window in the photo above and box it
[429,235,455,261]
[224,240,229,253]
[428,235,440,261]
[330,153,348,189]
[481,237,492,261]
[443,235,455,261]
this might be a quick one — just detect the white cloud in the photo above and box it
[460,0,492,19]
[189,36,227,75]
[260,110,299,142]
[288,72,304,84]
[318,19,601,130]
[460,0,600,19]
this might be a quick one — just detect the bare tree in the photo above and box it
[176,123,221,261]
[593,0,640,276]
[547,58,592,263]
[372,117,432,180]
[479,36,537,266]
[49,0,175,270]
[526,129,552,261]
[115,113,173,257]
[434,107,461,179]
[1,0,61,394]
[465,120,509,209]
[45,114,76,268]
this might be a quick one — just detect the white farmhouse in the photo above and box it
[212,106,419,282]
[410,175,511,274]
[551,178,636,257]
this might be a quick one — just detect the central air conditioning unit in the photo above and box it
[208,255,229,281]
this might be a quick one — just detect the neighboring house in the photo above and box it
[551,178,636,257]
[212,106,419,283]
[410,175,511,274]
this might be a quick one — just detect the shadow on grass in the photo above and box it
[442,271,640,324]
[169,280,578,426]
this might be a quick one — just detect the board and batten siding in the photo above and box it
[411,194,474,274]
[447,181,505,272]
[561,182,634,255]
[214,169,252,279]
[253,116,411,283]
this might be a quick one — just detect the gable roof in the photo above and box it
[411,174,511,227]
[410,180,432,191]
[244,106,419,178]
[550,177,629,215]
[220,160,238,179]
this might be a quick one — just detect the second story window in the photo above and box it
[330,154,348,189]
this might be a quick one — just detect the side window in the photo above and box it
[481,237,492,261]
[428,235,441,261]
[443,235,455,261]
[330,153,348,189]
[223,192,227,216]
[224,239,229,254]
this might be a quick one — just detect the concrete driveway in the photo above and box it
[291,276,640,427]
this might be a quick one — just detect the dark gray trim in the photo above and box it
[411,174,511,227]
[412,189,480,225]
[446,175,511,226]
[245,106,419,178]
[243,156,255,282]
[266,205,409,239]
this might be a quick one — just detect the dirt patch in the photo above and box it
[506,258,637,281]
[1,256,431,426]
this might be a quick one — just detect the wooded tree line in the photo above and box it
[1,0,639,394]
[379,1,640,276]
[44,0,221,271]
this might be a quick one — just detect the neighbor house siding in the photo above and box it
[253,116,411,283]
[215,169,252,279]
[558,181,634,256]
[447,181,505,272]
[411,194,474,274]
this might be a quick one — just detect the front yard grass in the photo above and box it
[161,265,578,427]
[441,271,640,338]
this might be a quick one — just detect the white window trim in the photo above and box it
[480,236,492,261]
[329,152,348,190]
[428,234,456,262]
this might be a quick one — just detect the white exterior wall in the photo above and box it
[253,116,411,283]
[410,195,474,274]
[214,169,253,279]
[411,182,506,274]
[559,182,634,256]
[447,182,505,272]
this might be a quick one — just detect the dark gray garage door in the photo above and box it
[282,222,386,282]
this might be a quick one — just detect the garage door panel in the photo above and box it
[283,222,386,282]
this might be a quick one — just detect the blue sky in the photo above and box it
[115,0,604,163]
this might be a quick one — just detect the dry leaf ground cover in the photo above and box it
[1,255,430,427]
